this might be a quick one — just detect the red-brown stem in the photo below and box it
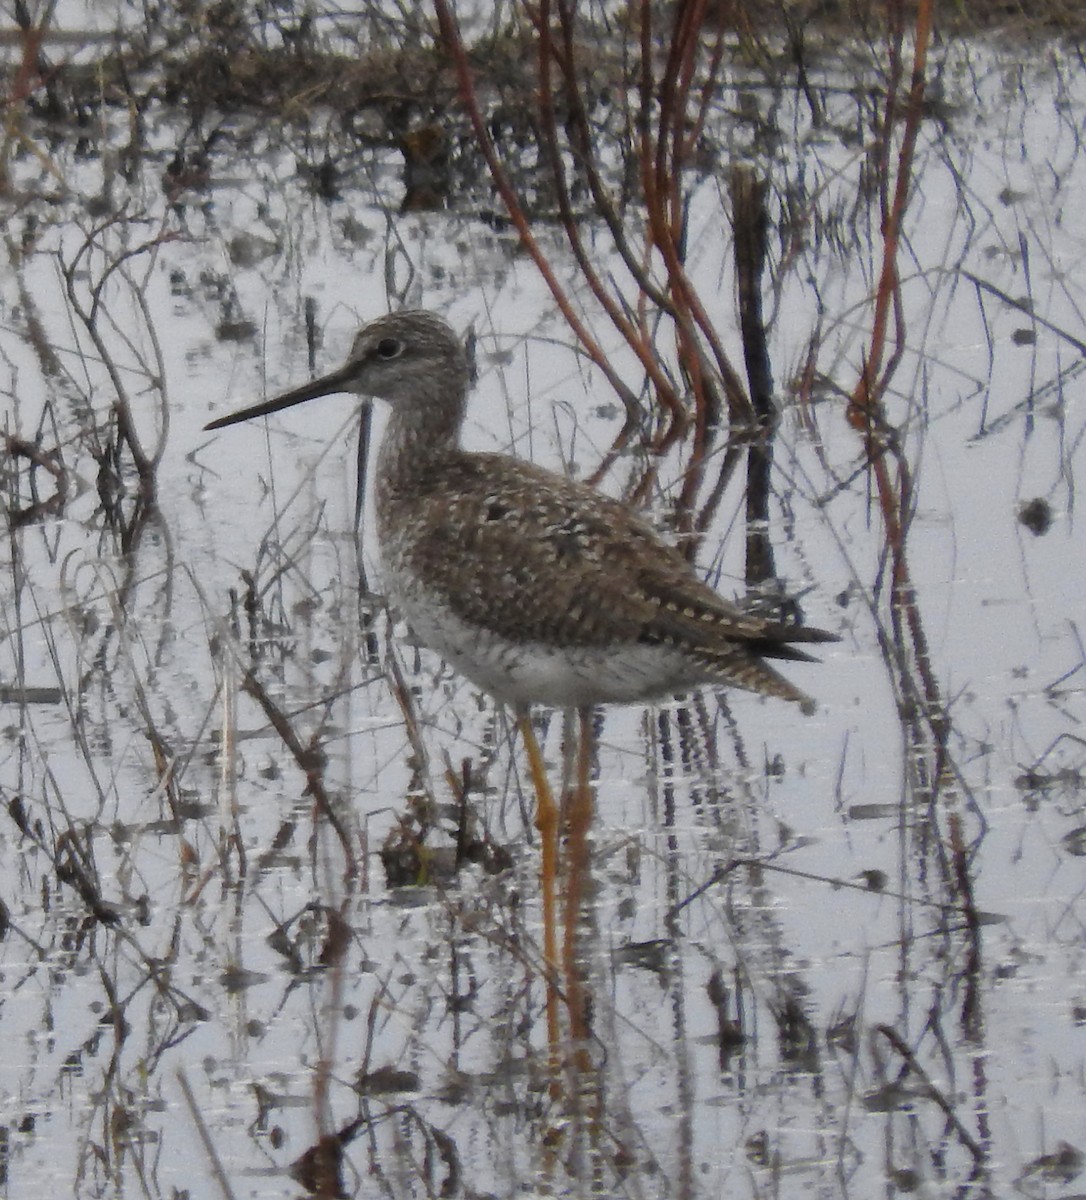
[847,0,949,770]
[537,1,686,434]
[434,0,645,436]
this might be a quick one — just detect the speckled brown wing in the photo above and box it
[385,453,665,648]
[383,452,831,661]
[629,542,836,663]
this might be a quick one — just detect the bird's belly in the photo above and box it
[389,579,701,709]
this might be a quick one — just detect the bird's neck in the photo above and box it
[376,388,466,494]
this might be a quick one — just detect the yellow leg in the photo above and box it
[518,711,561,1056]
[562,706,595,1046]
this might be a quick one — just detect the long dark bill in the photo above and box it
[204,363,359,431]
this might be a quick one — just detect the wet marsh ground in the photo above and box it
[2,2,1086,1198]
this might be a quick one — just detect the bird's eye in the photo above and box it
[375,337,403,360]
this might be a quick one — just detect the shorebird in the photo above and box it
[205,309,836,716]
[206,308,837,1041]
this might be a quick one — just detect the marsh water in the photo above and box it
[1,5,1085,1198]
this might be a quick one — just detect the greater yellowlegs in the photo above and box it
[207,309,837,1045]
[205,310,836,714]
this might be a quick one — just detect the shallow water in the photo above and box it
[1,8,1085,1199]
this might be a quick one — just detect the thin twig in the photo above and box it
[177,1069,240,1200]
